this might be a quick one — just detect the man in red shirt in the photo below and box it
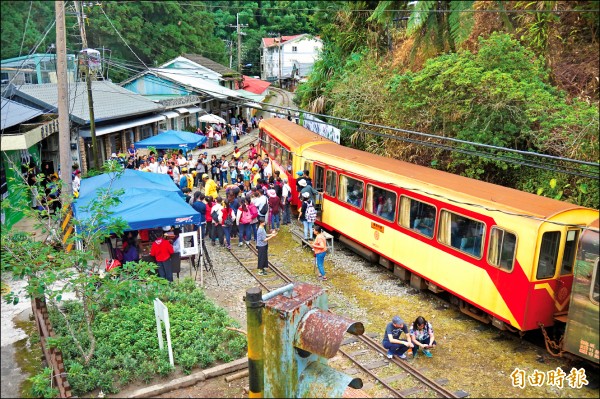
[150,233,175,282]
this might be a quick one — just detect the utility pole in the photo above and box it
[74,1,99,170]
[229,13,247,73]
[278,33,282,89]
[55,0,72,194]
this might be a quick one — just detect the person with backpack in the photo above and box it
[247,193,260,242]
[221,200,235,249]
[252,188,269,228]
[210,197,225,246]
[205,196,214,241]
[298,192,317,240]
[236,198,253,246]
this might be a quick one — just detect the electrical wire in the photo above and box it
[18,1,34,57]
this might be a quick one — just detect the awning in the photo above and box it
[161,111,179,119]
[79,114,165,138]
[174,107,189,114]
[245,102,263,110]
[187,106,203,114]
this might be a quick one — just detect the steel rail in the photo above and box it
[226,230,460,398]
[358,334,459,398]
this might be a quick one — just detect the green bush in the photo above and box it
[32,279,247,396]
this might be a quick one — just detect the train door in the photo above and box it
[534,226,578,313]
[313,164,325,209]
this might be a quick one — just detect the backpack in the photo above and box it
[211,208,220,223]
[225,210,234,226]
[240,209,253,224]
[248,203,259,219]
[260,201,269,216]
[305,201,317,222]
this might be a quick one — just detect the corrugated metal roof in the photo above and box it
[238,75,271,95]
[15,81,163,125]
[181,54,240,77]
[152,69,256,101]
[1,97,43,130]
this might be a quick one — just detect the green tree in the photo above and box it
[1,159,168,364]
[0,1,55,59]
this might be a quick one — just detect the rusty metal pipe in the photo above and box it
[246,287,264,398]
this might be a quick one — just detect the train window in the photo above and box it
[591,260,599,305]
[274,142,283,165]
[325,170,337,197]
[338,175,364,209]
[536,231,561,280]
[438,210,484,257]
[366,185,396,222]
[314,165,325,192]
[488,228,516,271]
[560,230,579,275]
[399,196,436,238]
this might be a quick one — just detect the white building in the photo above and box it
[260,34,323,88]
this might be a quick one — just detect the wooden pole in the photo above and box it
[55,0,73,195]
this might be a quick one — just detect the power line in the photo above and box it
[18,1,34,57]
[93,57,600,179]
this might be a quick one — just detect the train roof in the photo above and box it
[305,142,586,219]
[259,118,331,149]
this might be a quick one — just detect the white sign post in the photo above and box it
[154,298,174,367]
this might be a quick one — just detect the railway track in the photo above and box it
[226,233,468,398]
[268,87,296,117]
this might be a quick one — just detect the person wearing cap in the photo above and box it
[256,217,277,276]
[203,173,218,199]
[267,188,281,232]
[251,166,261,188]
[179,168,189,190]
[382,316,413,360]
[298,179,319,204]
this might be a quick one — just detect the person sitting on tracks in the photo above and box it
[409,316,436,358]
[382,316,413,360]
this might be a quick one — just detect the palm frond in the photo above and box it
[367,1,396,24]
[449,0,475,45]
[407,0,436,36]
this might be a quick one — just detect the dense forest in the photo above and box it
[1,1,598,207]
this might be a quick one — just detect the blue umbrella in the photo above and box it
[135,130,207,149]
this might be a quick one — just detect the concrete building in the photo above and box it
[260,34,323,89]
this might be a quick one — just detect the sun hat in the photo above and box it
[302,192,310,199]
[181,167,188,172]
[298,179,307,187]
[267,189,277,198]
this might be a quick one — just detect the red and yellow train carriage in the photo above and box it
[258,118,599,335]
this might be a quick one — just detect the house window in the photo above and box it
[438,210,484,257]
[140,126,153,140]
[292,46,298,52]
[158,120,167,132]
[338,175,363,209]
[399,196,436,238]
[488,227,516,272]
[366,185,396,222]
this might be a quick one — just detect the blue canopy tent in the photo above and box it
[134,130,207,150]
[73,188,200,231]
[77,169,183,199]
[72,170,199,231]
